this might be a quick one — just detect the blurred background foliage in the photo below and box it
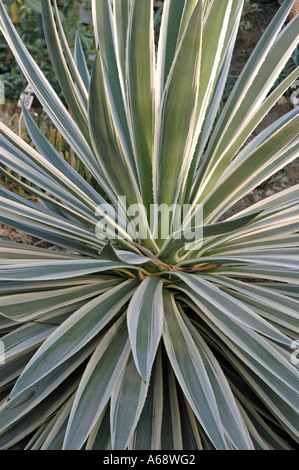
[0,0,96,192]
[0,0,94,102]
[2,0,295,104]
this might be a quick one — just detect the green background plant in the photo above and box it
[1,1,297,103]
[0,0,94,101]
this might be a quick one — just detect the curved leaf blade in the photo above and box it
[127,276,164,380]
[153,0,202,210]
[162,290,226,450]
[126,0,155,210]
[176,279,299,408]
[41,0,89,141]
[0,259,128,281]
[177,303,254,450]
[129,346,163,450]
[88,51,141,208]
[110,353,150,450]
[63,314,131,450]
[9,280,138,398]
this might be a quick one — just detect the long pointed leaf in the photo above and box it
[176,303,253,449]
[195,0,298,199]
[126,0,155,210]
[153,0,202,211]
[162,290,226,449]
[176,278,299,407]
[127,276,164,380]
[63,314,131,450]
[129,347,163,450]
[8,280,138,398]
[41,0,90,141]
[0,1,109,194]
[110,353,150,450]
[88,51,140,208]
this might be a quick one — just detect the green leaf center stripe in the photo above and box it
[162,290,226,450]
[9,280,138,399]
[175,280,299,406]
[63,314,131,450]
[153,0,203,212]
[126,0,155,210]
[0,1,111,197]
[174,272,292,346]
[0,260,134,281]
[127,276,164,381]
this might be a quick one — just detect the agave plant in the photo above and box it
[0,0,298,451]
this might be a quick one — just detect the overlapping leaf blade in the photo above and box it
[89,51,141,208]
[63,314,131,450]
[127,276,164,381]
[160,361,184,450]
[126,0,155,210]
[162,290,226,449]
[156,0,186,104]
[175,277,299,408]
[175,272,293,346]
[41,0,90,141]
[129,347,163,450]
[176,303,254,449]
[193,0,299,204]
[110,352,150,450]
[203,112,299,222]
[0,0,109,194]
[153,0,202,212]
[9,280,138,398]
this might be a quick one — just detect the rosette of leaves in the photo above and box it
[0,0,298,450]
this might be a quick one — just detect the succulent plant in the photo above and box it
[0,0,298,450]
